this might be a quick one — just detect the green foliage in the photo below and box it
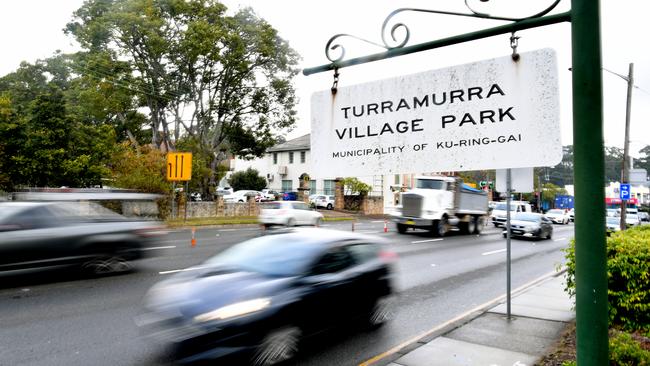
[609,330,650,365]
[342,177,372,195]
[66,0,300,194]
[228,168,266,191]
[563,225,650,331]
[110,142,171,195]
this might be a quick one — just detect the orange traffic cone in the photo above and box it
[191,227,196,247]
[384,219,388,233]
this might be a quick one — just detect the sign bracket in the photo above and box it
[304,1,608,363]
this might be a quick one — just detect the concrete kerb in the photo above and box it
[361,269,568,366]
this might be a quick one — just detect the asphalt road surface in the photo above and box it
[0,219,575,366]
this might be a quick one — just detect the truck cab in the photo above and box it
[391,176,488,236]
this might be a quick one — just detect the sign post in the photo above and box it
[304,1,608,362]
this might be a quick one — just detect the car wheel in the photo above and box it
[365,296,393,329]
[547,229,553,240]
[253,326,301,366]
[82,256,131,275]
[286,218,295,227]
[327,203,333,210]
[314,217,323,227]
[396,223,407,234]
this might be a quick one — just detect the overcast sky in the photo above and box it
[1,0,649,158]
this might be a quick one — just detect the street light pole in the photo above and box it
[620,63,634,230]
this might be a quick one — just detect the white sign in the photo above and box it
[311,49,561,176]
[496,168,534,192]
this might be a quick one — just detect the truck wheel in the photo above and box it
[327,203,333,210]
[396,223,407,234]
[466,217,477,234]
[473,216,483,234]
[433,217,448,237]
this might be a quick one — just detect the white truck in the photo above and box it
[391,176,489,236]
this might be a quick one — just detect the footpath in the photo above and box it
[374,272,574,366]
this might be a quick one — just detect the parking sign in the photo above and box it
[620,183,631,200]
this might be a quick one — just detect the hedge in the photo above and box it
[564,225,650,331]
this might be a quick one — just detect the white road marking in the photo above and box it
[142,246,176,251]
[430,264,437,267]
[159,266,208,275]
[372,220,386,223]
[553,237,567,242]
[218,229,237,232]
[411,238,443,244]
[482,248,507,256]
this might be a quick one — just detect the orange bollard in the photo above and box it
[191,227,196,247]
[384,219,388,233]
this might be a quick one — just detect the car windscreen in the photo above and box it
[205,235,325,277]
[547,209,564,214]
[0,205,31,223]
[514,213,541,222]
[495,203,516,211]
[415,179,445,190]
[606,217,620,224]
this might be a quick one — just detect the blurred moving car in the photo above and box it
[502,212,553,240]
[311,195,335,210]
[258,201,324,227]
[544,209,571,225]
[0,201,166,274]
[606,216,622,236]
[567,208,575,222]
[137,228,395,365]
[606,208,619,217]
[223,190,262,203]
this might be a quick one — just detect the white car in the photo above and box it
[544,209,571,224]
[261,189,280,202]
[311,195,335,210]
[223,190,262,203]
[258,201,324,227]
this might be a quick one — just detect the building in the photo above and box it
[232,134,420,212]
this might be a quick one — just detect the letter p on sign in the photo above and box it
[167,152,192,181]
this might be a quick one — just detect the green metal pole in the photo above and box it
[571,0,608,364]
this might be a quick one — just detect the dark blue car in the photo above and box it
[282,191,297,201]
[137,228,395,365]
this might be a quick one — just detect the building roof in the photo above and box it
[267,134,310,152]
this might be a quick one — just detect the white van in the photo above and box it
[491,201,533,227]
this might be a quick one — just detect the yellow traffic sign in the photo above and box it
[167,152,192,181]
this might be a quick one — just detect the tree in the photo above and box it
[228,168,266,191]
[541,182,568,208]
[341,177,372,195]
[66,0,300,195]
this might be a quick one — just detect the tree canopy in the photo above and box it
[65,0,300,196]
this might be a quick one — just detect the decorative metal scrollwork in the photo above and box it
[324,0,562,63]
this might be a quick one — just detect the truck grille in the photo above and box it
[402,194,423,217]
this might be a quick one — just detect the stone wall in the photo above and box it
[171,200,278,219]
[361,196,384,215]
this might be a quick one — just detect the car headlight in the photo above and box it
[524,226,536,233]
[194,298,270,323]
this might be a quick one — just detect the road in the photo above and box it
[0,219,574,366]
